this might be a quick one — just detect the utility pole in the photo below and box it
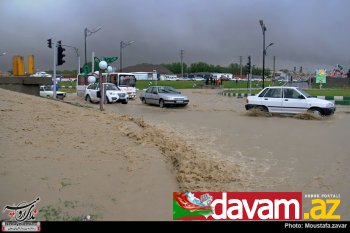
[53,41,57,99]
[62,44,80,74]
[239,56,242,77]
[250,57,252,95]
[273,56,275,79]
[180,50,184,78]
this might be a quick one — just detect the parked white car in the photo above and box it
[30,72,52,78]
[245,86,336,116]
[84,83,128,104]
[40,85,66,100]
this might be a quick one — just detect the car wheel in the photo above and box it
[86,95,92,103]
[308,108,322,117]
[106,96,110,104]
[122,100,128,104]
[255,105,268,112]
[142,98,147,104]
[159,99,165,108]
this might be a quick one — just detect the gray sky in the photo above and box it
[1,0,349,73]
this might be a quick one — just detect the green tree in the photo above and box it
[162,62,188,74]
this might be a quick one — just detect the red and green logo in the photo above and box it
[173,192,213,220]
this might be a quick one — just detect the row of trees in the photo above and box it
[45,61,271,76]
[162,62,271,76]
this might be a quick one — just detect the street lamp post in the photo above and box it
[259,20,267,88]
[98,61,108,111]
[63,44,80,75]
[84,26,102,65]
[180,50,184,78]
[119,40,134,72]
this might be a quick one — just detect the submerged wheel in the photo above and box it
[86,95,92,103]
[159,99,165,108]
[142,98,147,104]
[255,105,268,112]
[106,96,110,104]
[308,108,322,116]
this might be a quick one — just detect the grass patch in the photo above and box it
[58,80,278,91]
[136,80,276,90]
[305,89,350,97]
[60,88,76,93]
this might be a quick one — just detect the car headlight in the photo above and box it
[326,103,334,107]
[109,92,116,96]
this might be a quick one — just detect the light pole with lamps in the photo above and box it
[98,60,108,111]
[84,26,102,65]
[260,19,270,88]
[119,40,134,72]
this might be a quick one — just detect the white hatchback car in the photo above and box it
[40,85,66,100]
[245,86,336,116]
[84,83,128,104]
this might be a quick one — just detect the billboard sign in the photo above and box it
[316,69,326,84]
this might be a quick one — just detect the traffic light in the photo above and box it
[47,39,52,48]
[57,41,65,66]
[246,56,251,73]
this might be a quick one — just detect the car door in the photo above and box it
[90,84,99,101]
[40,86,47,97]
[281,88,308,114]
[144,87,154,104]
[261,87,282,113]
[150,87,160,104]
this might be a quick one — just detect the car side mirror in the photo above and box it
[298,95,305,99]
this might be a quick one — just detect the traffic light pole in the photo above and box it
[250,57,252,96]
[53,41,57,99]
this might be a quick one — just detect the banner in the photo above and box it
[316,69,326,84]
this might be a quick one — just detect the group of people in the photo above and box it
[205,76,223,86]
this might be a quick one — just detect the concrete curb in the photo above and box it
[314,96,350,105]
[221,92,254,98]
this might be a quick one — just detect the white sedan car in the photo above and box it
[40,85,66,100]
[31,72,52,78]
[245,86,336,116]
[84,83,128,104]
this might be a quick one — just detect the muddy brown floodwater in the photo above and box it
[65,88,350,220]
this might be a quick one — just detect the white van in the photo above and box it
[76,72,137,99]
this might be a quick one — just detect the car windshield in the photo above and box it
[159,86,179,93]
[297,88,311,98]
[44,85,53,91]
[104,84,118,90]
[119,75,136,87]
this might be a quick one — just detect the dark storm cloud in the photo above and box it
[1,0,349,73]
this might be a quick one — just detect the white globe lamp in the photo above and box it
[107,66,113,73]
[87,76,96,83]
[99,61,108,70]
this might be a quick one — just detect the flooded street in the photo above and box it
[66,89,350,220]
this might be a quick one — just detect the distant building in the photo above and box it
[123,63,174,80]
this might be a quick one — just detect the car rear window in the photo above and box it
[264,88,282,98]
